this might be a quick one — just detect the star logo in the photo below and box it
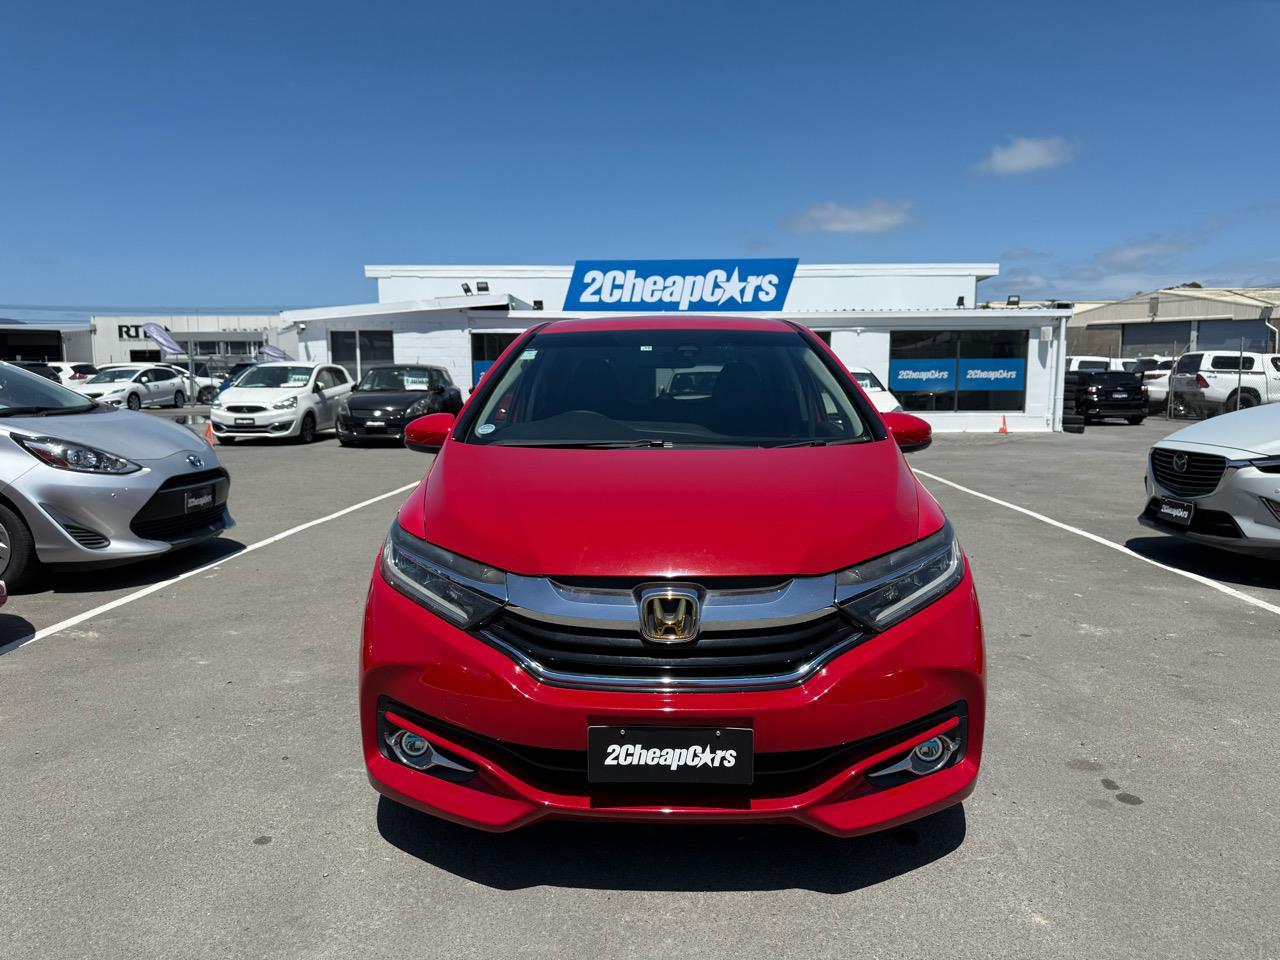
[717,268,746,304]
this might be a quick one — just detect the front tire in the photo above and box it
[0,502,38,591]
[126,392,141,411]
[197,386,215,404]
[172,390,185,408]
[297,413,317,444]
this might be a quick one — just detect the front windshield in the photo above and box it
[850,370,886,391]
[465,328,871,448]
[234,365,313,388]
[0,362,97,415]
[89,368,142,383]
[358,366,435,391]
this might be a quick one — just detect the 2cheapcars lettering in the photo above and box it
[603,741,738,771]
[564,258,798,312]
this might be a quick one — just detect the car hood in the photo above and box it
[1156,403,1280,458]
[347,390,430,413]
[409,439,922,578]
[220,387,306,405]
[72,380,130,393]
[0,407,216,463]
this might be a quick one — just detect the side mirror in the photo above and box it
[882,411,932,453]
[405,412,455,454]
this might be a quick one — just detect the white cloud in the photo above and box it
[977,136,1078,175]
[786,199,912,235]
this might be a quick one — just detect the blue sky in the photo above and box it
[2,0,1278,312]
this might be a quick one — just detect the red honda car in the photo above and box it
[361,316,984,836]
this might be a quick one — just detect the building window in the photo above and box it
[471,333,519,386]
[889,330,1028,412]
[330,330,393,379]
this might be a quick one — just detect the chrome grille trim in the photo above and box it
[473,626,868,692]
[504,572,838,632]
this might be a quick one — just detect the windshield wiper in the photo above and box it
[769,437,867,448]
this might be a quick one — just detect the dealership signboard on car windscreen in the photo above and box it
[563,258,798,312]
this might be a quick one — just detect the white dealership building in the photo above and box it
[280,261,1073,432]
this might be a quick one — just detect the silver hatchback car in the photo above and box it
[0,361,233,588]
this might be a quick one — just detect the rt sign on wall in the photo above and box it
[563,258,798,312]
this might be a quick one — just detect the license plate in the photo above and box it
[365,420,386,428]
[1113,392,1129,399]
[588,726,753,785]
[184,486,215,513]
[1157,497,1194,527]
[234,417,254,426]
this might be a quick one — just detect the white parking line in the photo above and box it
[0,481,419,656]
[914,468,1280,618]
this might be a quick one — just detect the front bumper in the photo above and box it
[10,450,233,566]
[361,562,985,836]
[337,413,407,441]
[210,408,300,438]
[1142,465,1280,556]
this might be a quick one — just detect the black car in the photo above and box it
[336,364,463,446]
[1063,370,1147,424]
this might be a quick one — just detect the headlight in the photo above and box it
[836,522,964,631]
[405,397,434,418]
[338,398,350,416]
[210,398,224,409]
[380,523,506,628]
[13,435,141,475]
[1248,456,1280,474]
[272,395,297,410]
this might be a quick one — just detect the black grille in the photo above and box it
[132,503,227,541]
[1151,448,1227,497]
[225,404,265,413]
[156,469,227,491]
[130,468,231,543]
[380,697,967,801]
[479,609,859,681]
[1142,499,1243,539]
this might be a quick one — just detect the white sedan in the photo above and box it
[848,366,903,413]
[1140,403,1280,556]
[71,365,188,409]
[210,362,353,443]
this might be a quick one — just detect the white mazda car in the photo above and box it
[1140,403,1280,556]
[210,362,353,443]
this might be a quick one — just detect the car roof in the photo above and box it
[539,315,797,335]
[256,361,319,368]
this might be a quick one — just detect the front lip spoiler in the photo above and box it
[471,626,869,693]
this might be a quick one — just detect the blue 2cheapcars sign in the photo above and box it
[563,258,798,312]
[890,359,1025,392]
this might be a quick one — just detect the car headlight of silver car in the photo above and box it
[836,522,964,631]
[381,522,506,628]
[272,395,298,410]
[13,434,141,475]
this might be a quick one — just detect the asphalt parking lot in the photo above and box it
[2,415,1277,960]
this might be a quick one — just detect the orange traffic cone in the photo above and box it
[204,421,217,445]
[998,415,1008,435]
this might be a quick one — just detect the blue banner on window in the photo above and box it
[958,358,1025,391]
[890,359,956,392]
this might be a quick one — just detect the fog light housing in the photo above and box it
[1261,497,1280,524]
[384,725,475,778]
[868,733,960,784]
